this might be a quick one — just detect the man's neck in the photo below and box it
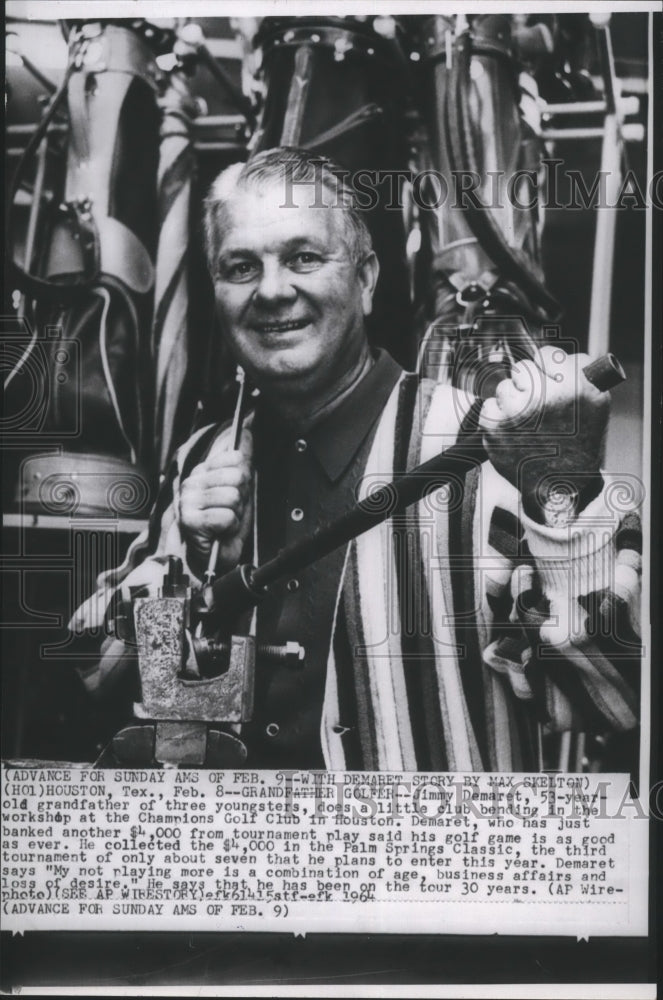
[259,347,376,430]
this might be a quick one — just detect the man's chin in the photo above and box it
[246,351,319,389]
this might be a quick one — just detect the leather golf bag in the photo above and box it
[7,21,164,515]
[412,14,558,387]
[251,16,416,369]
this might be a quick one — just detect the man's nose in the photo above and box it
[254,260,296,305]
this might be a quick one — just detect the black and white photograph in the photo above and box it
[2,1,659,995]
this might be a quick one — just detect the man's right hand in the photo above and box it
[179,428,253,577]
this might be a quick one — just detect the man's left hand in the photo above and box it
[478,346,610,519]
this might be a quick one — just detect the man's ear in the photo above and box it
[358,251,380,316]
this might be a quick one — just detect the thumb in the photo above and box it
[237,426,253,461]
[206,424,253,464]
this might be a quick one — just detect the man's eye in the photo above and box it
[289,252,323,271]
[220,261,258,282]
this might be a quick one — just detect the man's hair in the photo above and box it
[203,147,373,269]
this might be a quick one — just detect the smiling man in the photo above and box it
[206,157,378,407]
[181,152,401,767]
[75,148,641,772]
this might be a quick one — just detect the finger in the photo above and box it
[195,485,243,513]
[494,376,539,423]
[185,456,244,493]
[190,455,252,496]
[185,461,211,482]
[494,377,520,407]
[193,464,247,489]
[185,505,241,535]
[238,427,253,460]
[206,424,237,461]
[200,507,240,535]
[205,467,252,510]
[509,360,538,394]
[478,374,528,430]
[486,356,544,403]
[203,448,246,472]
[478,396,504,431]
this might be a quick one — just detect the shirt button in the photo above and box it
[295,439,307,453]
[287,578,299,592]
[291,508,304,522]
[266,723,280,738]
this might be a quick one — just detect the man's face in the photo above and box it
[210,180,378,397]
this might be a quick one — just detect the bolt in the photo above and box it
[259,641,305,664]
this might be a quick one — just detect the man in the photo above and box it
[75,148,640,771]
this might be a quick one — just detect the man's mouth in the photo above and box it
[250,318,310,334]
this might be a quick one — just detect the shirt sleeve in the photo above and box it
[69,424,218,695]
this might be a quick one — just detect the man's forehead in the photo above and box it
[218,180,348,248]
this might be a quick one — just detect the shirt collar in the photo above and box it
[255,350,403,483]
